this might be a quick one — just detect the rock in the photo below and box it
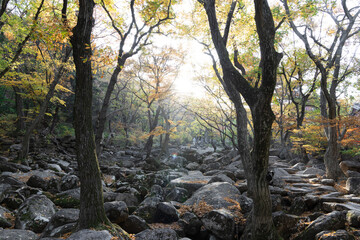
[185,162,199,170]
[340,161,360,173]
[15,195,57,233]
[170,171,212,195]
[294,211,347,240]
[121,215,150,234]
[0,158,31,173]
[148,184,164,200]
[165,187,189,203]
[0,175,24,187]
[321,179,335,186]
[346,177,360,194]
[41,208,79,238]
[290,197,307,215]
[154,202,179,223]
[133,197,160,223]
[302,167,326,176]
[315,230,355,240]
[208,174,235,184]
[67,229,113,240]
[346,210,360,227]
[178,212,202,236]
[273,211,302,239]
[26,175,48,190]
[135,228,178,240]
[0,205,12,228]
[48,164,62,172]
[53,188,80,208]
[291,163,306,171]
[60,175,80,191]
[0,229,38,240]
[179,148,203,163]
[184,182,253,214]
[164,156,188,169]
[201,208,235,240]
[104,201,128,224]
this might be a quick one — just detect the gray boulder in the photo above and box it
[154,202,179,223]
[201,208,235,240]
[208,174,235,184]
[315,230,354,240]
[346,177,360,194]
[273,211,302,239]
[347,210,360,227]
[15,195,57,233]
[0,205,12,228]
[104,201,128,224]
[185,182,253,214]
[60,175,80,191]
[133,197,160,223]
[135,228,178,240]
[178,212,202,236]
[26,175,48,190]
[0,229,38,240]
[67,229,112,240]
[121,215,150,234]
[294,211,347,240]
[170,171,212,195]
[165,187,189,203]
[42,208,79,238]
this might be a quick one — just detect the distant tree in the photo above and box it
[283,0,360,180]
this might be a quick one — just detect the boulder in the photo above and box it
[290,197,307,215]
[164,156,188,169]
[0,205,12,228]
[121,215,150,234]
[185,162,200,170]
[165,187,189,203]
[67,229,113,240]
[26,175,48,190]
[53,188,80,208]
[133,197,160,223]
[154,202,179,223]
[340,161,360,173]
[41,208,79,238]
[135,228,178,240]
[315,230,355,240]
[208,174,235,184]
[346,210,360,227]
[273,211,302,239]
[178,212,202,236]
[201,208,235,240]
[170,171,212,195]
[15,195,57,233]
[60,175,80,191]
[185,182,253,214]
[346,177,360,194]
[104,201,128,224]
[0,229,38,240]
[302,167,326,176]
[294,211,346,240]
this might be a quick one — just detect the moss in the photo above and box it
[53,196,80,208]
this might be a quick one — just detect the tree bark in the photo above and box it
[70,0,109,229]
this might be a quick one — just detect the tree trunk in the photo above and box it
[324,96,343,180]
[13,86,26,133]
[17,48,71,162]
[70,0,109,229]
[144,106,161,160]
[95,65,124,157]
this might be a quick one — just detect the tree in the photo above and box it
[283,0,360,180]
[17,1,73,161]
[70,0,110,230]
[197,0,283,238]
